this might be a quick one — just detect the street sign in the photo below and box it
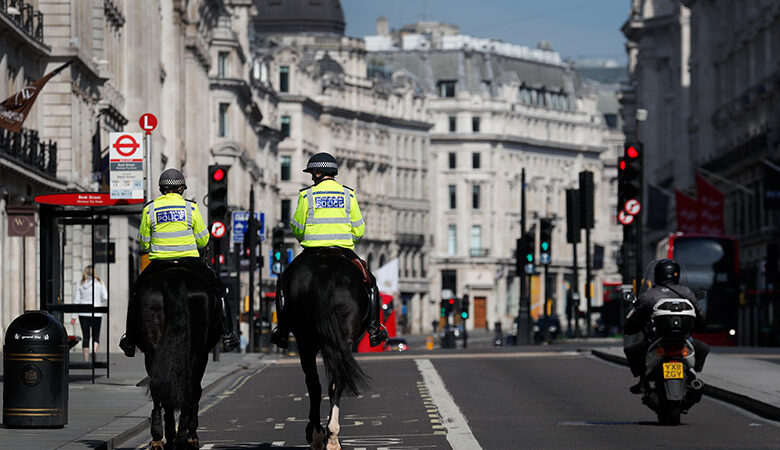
[109,132,144,200]
[231,211,264,243]
[139,113,157,133]
[211,221,226,239]
[540,253,551,265]
[624,198,642,216]
[35,193,144,207]
[618,210,634,225]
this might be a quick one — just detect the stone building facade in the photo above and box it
[365,20,617,332]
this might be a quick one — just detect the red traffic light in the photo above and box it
[448,298,455,304]
[619,159,626,171]
[212,168,225,181]
[626,146,639,159]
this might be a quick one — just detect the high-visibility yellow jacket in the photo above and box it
[290,178,365,249]
[138,193,210,259]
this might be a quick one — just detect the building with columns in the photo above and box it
[365,19,618,333]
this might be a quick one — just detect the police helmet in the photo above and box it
[303,152,338,176]
[654,259,681,285]
[159,168,187,191]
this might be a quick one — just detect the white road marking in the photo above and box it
[415,358,482,450]
[201,445,214,449]
[272,441,286,447]
[275,423,285,429]
[293,396,302,401]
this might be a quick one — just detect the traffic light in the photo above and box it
[539,218,553,265]
[207,165,230,227]
[619,143,642,207]
[440,299,447,317]
[516,234,534,275]
[565,188,580,244]
[460,295,470,320]
[271,226,285,275]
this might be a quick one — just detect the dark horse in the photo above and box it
[279,248,371,450]
[129,265,222,449]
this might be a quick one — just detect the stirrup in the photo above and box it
[368,324,388,347]
[270,327,289,349]
[119,334,135,358]
[222,332,239,352]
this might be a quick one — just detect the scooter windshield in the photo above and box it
[638,260,690,297]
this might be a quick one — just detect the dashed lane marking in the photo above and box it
[199,364,269,414]
[274,423,285,429]
[416,358,482,450]
[272,441,286,447]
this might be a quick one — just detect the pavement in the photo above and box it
[0,335,778,449]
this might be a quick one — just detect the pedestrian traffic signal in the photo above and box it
[460,295,470,320]
[516,234,534,275]
[539,218,553,264]
[207,165,230,227]
[271,226,285,275]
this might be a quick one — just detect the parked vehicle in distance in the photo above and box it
[384,337,409,352]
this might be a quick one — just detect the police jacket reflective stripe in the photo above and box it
[290,179,365,249]
[138,193,209,259]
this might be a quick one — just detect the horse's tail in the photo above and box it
[316,283,368,397]
[149,277,191,410]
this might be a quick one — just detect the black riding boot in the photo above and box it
[219,295,239,352]
[270,277,289,349]
[367,285,388,347]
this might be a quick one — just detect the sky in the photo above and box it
[341,0,629,65]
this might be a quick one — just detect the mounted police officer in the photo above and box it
[119,168,239,357]
[270,152,389,348]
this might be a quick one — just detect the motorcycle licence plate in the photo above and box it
[662,362,684,379]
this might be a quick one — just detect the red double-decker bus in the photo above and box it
[656,233,740,345]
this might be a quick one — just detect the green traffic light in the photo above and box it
[526,254,533,263]
[461,311,468,319]
[274,251,281,260]
[440,307,446,317]
[541,242,549,251]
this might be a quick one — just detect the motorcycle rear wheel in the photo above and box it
[657,400,682,426]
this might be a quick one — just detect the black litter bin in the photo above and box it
[3,311,68,427]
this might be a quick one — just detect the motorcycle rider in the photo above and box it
[119,169,239,357]
[623,259,710,394]
[270,152,389,348]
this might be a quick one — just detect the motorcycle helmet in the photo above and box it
[654,259,681,285]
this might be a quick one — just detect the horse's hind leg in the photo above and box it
[300,345,326,450]
[326,382,343,450]
[181,355,207,449]
[149,400,164,450]
[163,408,175,450]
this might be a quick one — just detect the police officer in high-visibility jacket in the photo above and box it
[119,168,238,357]
[270,152,389,348]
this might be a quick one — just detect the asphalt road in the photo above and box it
[119,347,780,449]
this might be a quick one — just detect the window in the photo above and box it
[281,199,291,223]
[470,225,482,256]
[472,116,480,133]
[472,185,481,210]
[448,116,456,132]
[281,115,291,138]
[218,52,228,78]
[218,103,229,137]
[437,80,456,97]
[279,65,289,93]
[519,87,531,104]
[448,152,456,169]
[448,225,457,256]
[604,113,618,129]
[472,152,480,169]
[536,90,545,106]
[449,185,456,209]
[280,155,291,181]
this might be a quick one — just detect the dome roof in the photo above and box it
[253,0,345,35]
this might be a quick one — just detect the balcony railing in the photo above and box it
[397,233,425,247]
[470,248,490,257]
[0,128,57,176]
[0,0,45,43]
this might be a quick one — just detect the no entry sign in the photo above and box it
[109,132,144,200]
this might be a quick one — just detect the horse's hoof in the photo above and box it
[326,435,341,450]
[149,440,165,450]
[186,437,199,449]
[309,425,326,450]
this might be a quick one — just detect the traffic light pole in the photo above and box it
[248,186,256,353]
[585,227,592,337]
[517,168,531,345]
